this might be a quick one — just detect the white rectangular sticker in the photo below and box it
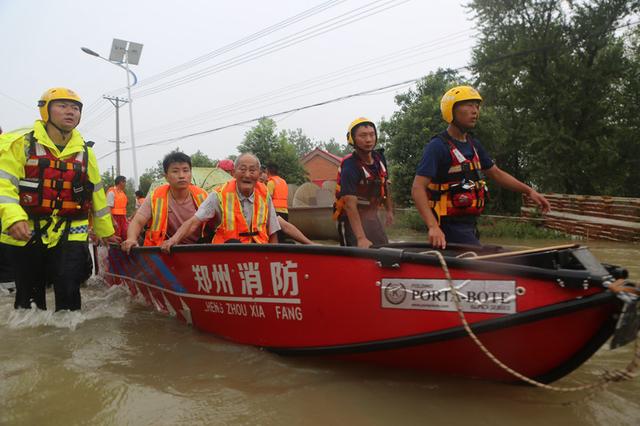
[381,278,516,314]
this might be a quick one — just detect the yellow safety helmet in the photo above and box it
[38,87,83,122]
[440,86,482,124]
[346,117,376,145]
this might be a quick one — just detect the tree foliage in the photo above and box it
[288,128,315,157]
[382,1,640,210]
[379,70,462,206]
[317,137,351,157]
[190,149,216,167]
[237,118,308,184]
[469,0,640,197]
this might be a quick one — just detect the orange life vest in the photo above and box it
[333,150,388,220]
[426,132,488,220]
[18,132,92,218]
[213,180,270,244]
[143,184,208,246]
[268,175,288,212]
[107,187,128,216]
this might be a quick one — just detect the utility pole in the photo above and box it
[103,95,128,176]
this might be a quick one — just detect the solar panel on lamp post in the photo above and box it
[81,39,143,189]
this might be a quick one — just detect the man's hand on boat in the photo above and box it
[428,225,447,249]
[121,238,139,254]
[357,236,373,248]
[160,236,179,253]
[160,215,202,253]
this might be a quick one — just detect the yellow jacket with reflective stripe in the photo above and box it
[0,120,115,247]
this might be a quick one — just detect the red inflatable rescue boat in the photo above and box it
[97,242,639,383]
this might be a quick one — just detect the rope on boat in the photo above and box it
[424,250,640,392]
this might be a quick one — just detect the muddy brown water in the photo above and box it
[1,236,638,425]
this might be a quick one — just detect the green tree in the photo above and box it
[237,118,308,184]
[317,137,351,157]
[469,0,640,197]
[615,25,640,196]
[287,128,315,157]
[379,70,462,206]
[190,149,216,167]
[138,165,162,196]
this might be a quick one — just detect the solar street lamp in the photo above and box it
[81,39,143,187]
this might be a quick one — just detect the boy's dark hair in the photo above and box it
[162,152,192,173]
[115,175,126,185]
[266,163,278,175]
[135,190,144,197]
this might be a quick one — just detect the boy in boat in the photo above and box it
[0,87,118,311]
[411,86,551,248]
[333,117,394,248]
[160,153,281,252]
[121,152,211,253]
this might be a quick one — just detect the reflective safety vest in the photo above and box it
[213,180,270,244]
[107,186,128,215]
[427,132,488,221]
[18,131,92,218]
[267,175,288,212]
[143,184,208,246]
[333,150,388,220]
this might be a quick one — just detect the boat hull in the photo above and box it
[99,243,626,382]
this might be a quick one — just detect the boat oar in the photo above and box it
[470,243,578,260]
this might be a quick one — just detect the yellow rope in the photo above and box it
[423,250,640,392]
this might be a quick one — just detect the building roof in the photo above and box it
[300,148,343,166]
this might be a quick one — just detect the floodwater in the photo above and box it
[1,237,639,426]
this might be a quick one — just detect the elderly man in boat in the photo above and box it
[160,153,283,252]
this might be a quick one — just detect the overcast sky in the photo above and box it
[0,0,476,184]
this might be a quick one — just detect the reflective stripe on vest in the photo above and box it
[268,175,288,211]
[143,184,208,246]
[213,180,269,244]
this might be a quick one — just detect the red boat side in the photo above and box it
[98,243,626,383]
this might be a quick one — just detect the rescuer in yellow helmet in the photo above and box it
[0,87,119,311]
[411,85,551,249]
[333,117,394,248]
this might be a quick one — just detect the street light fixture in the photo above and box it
[81,39,143,188]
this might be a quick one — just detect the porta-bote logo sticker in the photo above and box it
[383,282,407,305]
[381,278,517,314]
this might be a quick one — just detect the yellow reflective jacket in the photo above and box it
[0,120,115,247]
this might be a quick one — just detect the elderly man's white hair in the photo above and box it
[234,152,261,169]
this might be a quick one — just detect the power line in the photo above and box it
[135,45,470,142]
[128,0,411,99]
[97,72,449,160]
[133,30,473,139]
[130,0,347,89]
[0,90,33,112]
